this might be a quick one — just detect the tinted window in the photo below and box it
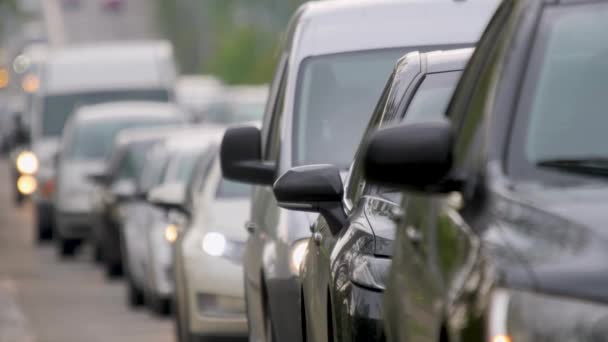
[509,2,608,182]
[67,118,179,161]
[293,49,406,168]
[117,140,158,181]
[163,149,200,184]
[137,146,169,192]
[216,179,251,198]
[41,89,170,137]
[404,71,462,123]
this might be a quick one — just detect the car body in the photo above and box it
[275,48,476,342]
[122,126,225,314]
[360,1,608,341]
[54,101,185,256]
[219,1,498,341]
[174,152,252,341]
[30,41,176,241]
[176,75,224,122]
[93,124,186,277]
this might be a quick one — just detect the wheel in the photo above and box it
[35,206,53,242]
[105,261,123,278]
[127,276,144,307]
[148,293,171,316]
[264,299,276,342]
[58,238,80,257]
[93,245,103,263]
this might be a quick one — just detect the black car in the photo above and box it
[361,1,608,341]
[271,48,472,342]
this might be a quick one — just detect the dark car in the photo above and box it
[220,1,499,341]
[360,1,608,341]
[271,48,472,342]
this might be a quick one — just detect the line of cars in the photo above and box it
[3,36,270,340]
[218,0,608,342]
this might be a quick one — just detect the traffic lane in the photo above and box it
[57,0,159,44]
[0,160,174,342]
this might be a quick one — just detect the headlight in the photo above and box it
[290,239,309,274]
[201,232,245,263]
[164,224,179,243]
[349,255,391,290]
[489,289,608,342]
[17,175,37,195]
[16,151,39,175]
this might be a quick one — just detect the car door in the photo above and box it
[245,54,288,341]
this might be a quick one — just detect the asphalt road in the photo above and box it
[0,159,175,342]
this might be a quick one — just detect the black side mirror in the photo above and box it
[363,120,456,192]
[220,125,275,185]
[273,164,346,235]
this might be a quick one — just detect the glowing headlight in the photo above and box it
[164,224,179,243]
[202,232,226,257]
[489,289,608,342]
[349,255,391,290]
[16,151,39,175]
[290,239,309,274]
[17,175,37,195]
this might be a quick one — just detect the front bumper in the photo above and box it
[336,282,385,342]
[56,211,92,239]
[184,248,247,336]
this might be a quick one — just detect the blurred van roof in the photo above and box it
[43,40,175,94]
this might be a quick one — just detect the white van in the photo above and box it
[31,40,177,242]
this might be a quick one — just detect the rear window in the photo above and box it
[41,89,170,137]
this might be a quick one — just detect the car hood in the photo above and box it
[487,182,608,302]
[205,199,252,243]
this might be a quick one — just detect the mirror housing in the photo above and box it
[147,183,188,215]
[110,179,137,201]
[273,164,346,235]
[363,120,456,192]
[220,125,275,186]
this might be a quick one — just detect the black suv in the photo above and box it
[364,0,608,341]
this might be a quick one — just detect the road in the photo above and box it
[0,159,175,342]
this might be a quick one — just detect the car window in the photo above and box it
[508,2,608,183]
[40,89,170,137]
[293,48,406,168]
[163,149,200,184]
[403,71,462,123]
[66,117,179,161]
[137,145,169,192]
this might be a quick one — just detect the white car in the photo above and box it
[169,152,252,341]
[176,75,223,122]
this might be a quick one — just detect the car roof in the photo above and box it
[425,48,475,73]
[114,124,225,148]
[44,40,174,93]
[162,127,226,152]
[73,101,184,123]
[288,0,499,62]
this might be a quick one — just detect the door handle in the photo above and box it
[405,226,422,244]
[244,221,257,234]
[313,232,323,246]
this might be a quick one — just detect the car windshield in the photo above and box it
[41,89,170,137]
[205,100,265,124]
[163,149,200,184]
[403,71,462,123]
[118,140,159,181]
[293,48,406,168]
[509,2,608,181]
[216,178,251,199]
[67,118,180,161]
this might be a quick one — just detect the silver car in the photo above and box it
[54,101,185,256]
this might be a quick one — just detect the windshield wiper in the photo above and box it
[536,158,608,177]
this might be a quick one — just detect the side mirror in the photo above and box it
[220,125,275,185]
[111,179,137,201]
[147,183,188,216]
[363,120,456,192]
[273,164,346,235]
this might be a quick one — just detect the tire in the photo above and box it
[149,294,171,316]
[93,245,103,263]
[58,238,80,257]
[105,261,123,278]
[36,206,53,242]
[127,277,144,307]
[264,299,276,342]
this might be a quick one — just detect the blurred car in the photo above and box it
[169,151,251,342]
[176,75,223,122]
[361,0,608,341]
[272,48,473,342]
[204,85,267,125]
[219,1,494,341]
[121,126,224,315]
[30,41,176,242]
[54,102,186,257]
